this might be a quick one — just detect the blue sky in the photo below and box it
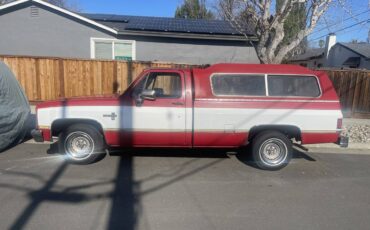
[307,0,369,46]
[76,0,369,46]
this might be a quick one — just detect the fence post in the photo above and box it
[58,59,65,98]
[351,71,361,117]
[113,61,118,94]
[35,58,41,100]
[127,61,133,84]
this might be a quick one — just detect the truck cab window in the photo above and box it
[144,72,182,98]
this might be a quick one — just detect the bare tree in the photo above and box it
[220,0,334,64]
[175,0,215,19]
[218,0,236,19]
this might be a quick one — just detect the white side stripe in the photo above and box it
[38,106,343,134]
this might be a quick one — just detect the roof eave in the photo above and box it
[117,30,257,41]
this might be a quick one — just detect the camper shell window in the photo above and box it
[211,74,266,96]
[268,75,321,97]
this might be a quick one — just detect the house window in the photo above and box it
[91,38,136,61]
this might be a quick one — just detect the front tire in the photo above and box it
[59,124,106,164]
[251,131,292,170]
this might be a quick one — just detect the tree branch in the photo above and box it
[274,0,333,62]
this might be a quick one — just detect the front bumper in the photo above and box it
[31,129,44,142]
[337,135,349,148]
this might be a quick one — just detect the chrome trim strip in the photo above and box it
[195,98,340,103]
[103,128,338,133]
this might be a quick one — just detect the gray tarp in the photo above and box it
[0,61,30,152]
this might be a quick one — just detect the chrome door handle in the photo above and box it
[172,102,184,106]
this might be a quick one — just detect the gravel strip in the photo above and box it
[342,124,370,144]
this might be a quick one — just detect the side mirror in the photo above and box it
[135,89,156,106]
[141,89,156,101]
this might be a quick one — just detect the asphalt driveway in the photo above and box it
[0,143,370,230]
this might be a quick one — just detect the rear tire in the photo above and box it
[251,131,292,170]
[58,124,106,164]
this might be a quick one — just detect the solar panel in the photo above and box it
[82,13,130,23]
[124,17,241,35]
[83,13,253,36]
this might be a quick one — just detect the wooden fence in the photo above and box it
[0,56,369,118]
[324,69,370,118]
[0,56,193,102]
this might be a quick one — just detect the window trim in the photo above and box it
[210,73,267,97]
[264,74,269,96]
[90,37,136,60]
[210,73,322,98]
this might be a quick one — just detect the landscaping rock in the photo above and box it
[342,124,370,144]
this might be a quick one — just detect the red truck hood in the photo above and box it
[36,95,120,109]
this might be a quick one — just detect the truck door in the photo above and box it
[128,70,187,146]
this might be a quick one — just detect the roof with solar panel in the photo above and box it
[80,13,256,39]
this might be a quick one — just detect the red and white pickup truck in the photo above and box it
[32,64,347,170]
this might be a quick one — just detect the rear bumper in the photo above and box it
[337,135,349,148]
[31,129,44,142]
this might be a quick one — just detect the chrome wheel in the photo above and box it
[259,138,288,166]
[64,131,95,160]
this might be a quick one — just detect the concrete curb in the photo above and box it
[24,140,53,144]
[304,143,370,155]
[304,143,370,150]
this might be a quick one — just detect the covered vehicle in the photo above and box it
[0,61,31,152]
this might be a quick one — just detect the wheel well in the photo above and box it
[248,125,301,142]
[51,119,104,138]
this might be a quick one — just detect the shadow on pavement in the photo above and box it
[107,155,136,230]
[0,143,319,230]
[111,148,230,159]
[1,147,230,230]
